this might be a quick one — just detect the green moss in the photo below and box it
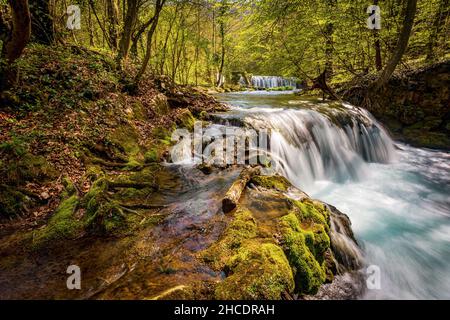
[290,199,330,230]
[251,175,291,192]
[403,128,450,149]
[176,109,196,131]
[3,153,57,185]
[32,195,82,248]
[153,125,176,146]
[279,213,326,294]
[109,125,142,166]
[144,149,159,163]
[84,165,103,182]
[0,186,31,218]
[215,242,294,300]
[62,176,77,197]
[201,209,258,270]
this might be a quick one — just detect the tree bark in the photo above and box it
[216,0,227,87]
[0,0,32,90]
[135,0,166,83]
[373,0,382,71]
[106,0,120,51]
[324,0,335,80]
[117,0,139,63]
[371,0,417,91]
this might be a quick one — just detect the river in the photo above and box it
[215,91,450,300]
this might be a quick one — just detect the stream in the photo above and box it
[214,91,450,300]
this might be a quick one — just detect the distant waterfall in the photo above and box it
[251,76,297,89]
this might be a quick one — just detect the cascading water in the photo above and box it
[242,104,396,189]
[251,75,298,89]
[211,92,450,299]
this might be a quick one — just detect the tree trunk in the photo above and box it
[216,0,227,87]
[135,0,166,83]
[324,0,336,80]
[29,0,54,45]
[106,0,120,51]
[371,0,417,91]
[0,0,32,90]
[117,0,138,64]
[130,10,161,60]
[373,0,382,71]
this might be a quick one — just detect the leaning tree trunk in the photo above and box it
[135,0,166,84]
[29,0,54,45]
[117,0,139,64]
[0,0,32,91]
[371,0,417,92]
[216,0,227,87]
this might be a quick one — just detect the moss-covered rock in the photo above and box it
[201,209,257,270]
[215,242,295,300]
[109,124,143,168]
[175,109,196,131]
[250,175,291,192]
[153,94,170,116]
[0,185,31,218]
[32,195,82,248]
[290,199,330,231]
[81,178,123,233]
[279,212,327,294]
[201,175,337,299]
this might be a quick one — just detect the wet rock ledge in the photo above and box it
[164,170,365,300]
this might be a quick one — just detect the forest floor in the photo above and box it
[0,44,225,229]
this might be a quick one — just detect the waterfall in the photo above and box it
[242,103,396,190]
[170,99,396,193]
[251,76,297,89]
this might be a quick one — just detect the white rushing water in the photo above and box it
[250,76,298,88]
[215,91,450,300]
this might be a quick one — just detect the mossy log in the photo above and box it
[222,166,261,213]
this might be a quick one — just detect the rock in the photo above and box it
[202,174,362,300]
[152,93,170,115]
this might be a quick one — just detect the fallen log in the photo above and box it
[222,166,261,213]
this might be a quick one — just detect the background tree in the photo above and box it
[372,0,418,91]
[0,0,32,90]
[29,0,54,45]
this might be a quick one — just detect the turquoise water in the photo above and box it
[311,145,450,299]
[219,91,450,299]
